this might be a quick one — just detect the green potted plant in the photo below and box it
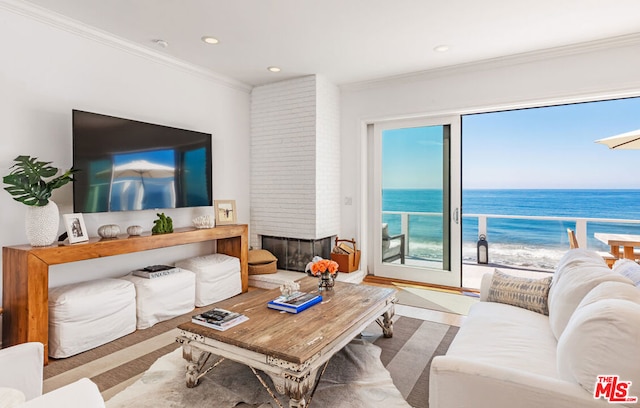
[3,155,76,246]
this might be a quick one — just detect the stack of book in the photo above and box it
[191,308,249,331]
[267,291,322,314]
[132,265,179,279]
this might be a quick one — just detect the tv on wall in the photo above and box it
[73,110,212,213]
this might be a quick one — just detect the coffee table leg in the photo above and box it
[266,370,317,408]
[182,344,211,388]
[285,372,316,408]
[376,304,394,338]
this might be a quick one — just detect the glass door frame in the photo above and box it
[369,115,462,287]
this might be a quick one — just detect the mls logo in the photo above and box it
[594,375,638,403]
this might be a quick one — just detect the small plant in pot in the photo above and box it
[3,155,76,246]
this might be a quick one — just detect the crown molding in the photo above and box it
[341,32,640,92]
[0,0,252,93]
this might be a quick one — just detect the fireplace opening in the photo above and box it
[261,235,333,272]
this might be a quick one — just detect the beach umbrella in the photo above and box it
[595,128,640,150]
[99,160,176,210]
[110,160,175,179]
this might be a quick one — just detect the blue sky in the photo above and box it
[382,126,444,189]
[383,97,640,189]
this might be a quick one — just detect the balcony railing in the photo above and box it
[383,210,640,268]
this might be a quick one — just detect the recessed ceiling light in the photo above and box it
[267,66,281,73]
[152,39,169,48]
[434,45,450,52]
[201,36,219,44]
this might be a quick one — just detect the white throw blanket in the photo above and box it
[106,339,410,407]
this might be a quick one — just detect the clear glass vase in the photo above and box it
[318,271,335,291]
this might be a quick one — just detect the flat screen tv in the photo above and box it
[73,110,212,213]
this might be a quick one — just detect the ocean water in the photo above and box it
[382,189,640,270]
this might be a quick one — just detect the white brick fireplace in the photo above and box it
[250,75,340,270]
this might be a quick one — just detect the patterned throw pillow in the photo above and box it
[487,269,552,315]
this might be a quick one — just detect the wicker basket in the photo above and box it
[330,237,361,273]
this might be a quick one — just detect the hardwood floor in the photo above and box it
[364,274,480,294]
[361,279,467,327]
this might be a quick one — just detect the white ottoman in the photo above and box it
[48,278,136,358]
[120,269,196,329]
[175,254,241,306]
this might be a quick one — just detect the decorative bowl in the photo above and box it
[192,215,215,229]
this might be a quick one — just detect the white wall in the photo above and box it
[340,39,640,273]
[0,4,251,310]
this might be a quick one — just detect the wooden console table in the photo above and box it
[2,224,248,362]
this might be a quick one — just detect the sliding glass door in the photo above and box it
[371,116,461,287]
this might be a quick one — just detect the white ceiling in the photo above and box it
[20,0,640,87]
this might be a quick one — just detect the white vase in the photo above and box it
[25,200,60,247]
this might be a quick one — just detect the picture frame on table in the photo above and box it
[214,200,237,225]
[63,213,89,244]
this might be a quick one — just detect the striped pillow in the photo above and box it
[487,269,552,315]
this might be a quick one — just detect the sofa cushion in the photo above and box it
[382,223,390,251]
[487,269,552,315]
[575,280,640,308]
[548,251,633,340]
[446,301,560,378]
[553,249,608,283]
[613,258,640,287]
[557,282,640,395]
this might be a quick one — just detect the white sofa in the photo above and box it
[430,249,640,408]
[0,342,104,408]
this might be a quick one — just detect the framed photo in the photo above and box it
[63,213,89,244]
[214,200,237,225]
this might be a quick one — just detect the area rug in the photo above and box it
[106,339,410,408]
[44,311,458,408]
[394,285,479,315]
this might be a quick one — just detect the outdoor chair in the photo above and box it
[566,228,616,268]
[382,223,405,264]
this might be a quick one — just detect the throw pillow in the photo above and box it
[248,249,277,265]
[486,269,552,315]
[0,387,26,408]
[613,258,640,287]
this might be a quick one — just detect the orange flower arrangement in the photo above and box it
[306,257,339,277]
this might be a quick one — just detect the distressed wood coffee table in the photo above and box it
[176,277,396,407]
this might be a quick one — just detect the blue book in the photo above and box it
[267,292,322,313]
